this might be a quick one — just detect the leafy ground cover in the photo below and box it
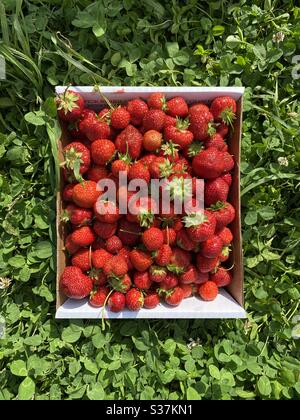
[0,0,300,400]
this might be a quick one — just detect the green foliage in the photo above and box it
[0,0,300,400]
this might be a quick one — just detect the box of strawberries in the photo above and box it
[55,86,245,319]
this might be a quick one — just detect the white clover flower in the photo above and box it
[278,156,289,166]
[272,32,285,43]
[187,337,201,350]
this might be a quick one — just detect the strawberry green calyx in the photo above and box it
[183,212,208,227]
[160,96,168,111]
[187,141,204,157]
[221,246,230,258]
[175,117,190,131]
[109,275,127,292]
[89,267,102,280]
[166,264,185,275]
[165,176,192,202]
[158,159,174,178]
[61,209,70,223]
[209,201,226,211]
[220,107,236,127]
[63,147,84,181]
[138,209,155,228]
[207,122,216,136]
[57,91,80,114]
[160,141,179,160]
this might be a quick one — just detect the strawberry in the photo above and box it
[142,227,164,251]
[210,267,232,287]
[219,246,230,262]
[149,265,167,283]
[147,92,166,110]
[173,218,183,232]
[198,281,218,301]
[94,201,120,224]
[93,220,117,239]
[209,201,235,230]
[103,255,128,277]
[130,249,152,272]
[166,97,188,118]
[62,184,75,202]
[196,254,219,273]
[92,237,106,250]
[110,107,130,129]
[155,244,172,266]
[133,271,152,290]
[210,96,236,125]
[204,177,229,206]
[89,286,109,307]
[192,148,225,179]
[108,291,126,312]
[118,246,133,271]
[60,266,93,299]
[127,196,157,227]
[126,288,144,311]
[71,248,91,271]
[189,104,215,141]
[128,162,150,183]
[144,291,160,309]
[220,173,232,187]
[65,234,80,255]
[176,229,198,251]
[200,235,223,258]
[164,286,184,306]
[217,122,229,137]
[79,116,111,141]
[160,273,178,290]
[118,219,142,246]
[142,109,165,132]
[164,119,193,149]
[139,153,157,166]
[110,273,131,293]
[68,121,85,139]
[63,204,93,226]
[98,108,111,122]
[56,90,84,122]
[143,130,162,152]
[163,115,177,128]
[111,159,131,177]
[127,98,148,125]
[205,133,228,152]
[92,249,113,269]
[72,180,100,208]
[63,142,91,179]
[162,227,176,246]
[105,235,123,254]
[218,227,233,245]
[183,211,216,242]
[71,226,96,247]
[115,125,143,160]
[90,269,107,286]
[179,265,200,284]
[170,247,191,269]
[91,139,115,165]
[149,157,173,179]
[223,152,235,172]
[186,141,204,158]
[180,283,193,298]
[86,165,108,182]
[159,141,180,162]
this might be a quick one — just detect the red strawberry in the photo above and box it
[196,254,219,273]
[143,130,162,152]
[220,173,232,187]
[79,116,111,141]
[192,148,224,179]
[89,286,109,307]
[200,235,223,258]
[86,165,108,182]
[63,204,93,226]
[93,220,117,239]
[56,90,84,122]
[134,271,152,290]
[118,219,142,246]
[223,152,235,172]
[71,226,96,247]
[149,156,173,179]
[179,265,208,285]
[63,142,91,178]
[115,125,143,160]
[126,288,144,311]
[108,291,126,312]
[128,162,150,183]
[164,119,193,149]
[139,153,157,166]
[198,281,218,301]
[105,235,123,254]
[127,196,157,227]
[143,109,165,132]
[159,141,180,162]
[110,273,131,293]
[142,227,164,251]
[204,177,229,206]
[111,159,131,177]
[218,227,233,245]
[219,246,230,262]
[127,98,148,125]
[92,248,113,270]
[165,286,184,306]
[98,108,111,122]
[155,244,172,266]
[65,234,80,255]
[210,267,232,287]
[60,266,93,299]
[91,139,115,165]
[176,229,198,251]
[162,227,176,246]
[164,115,177,128]
[110,107,130,129]
[180,284,193,298]
[209,201,235,230]
[189,105,215,141]
[149,265,167,283]
[91,270,107,286]
[72,180,100,208]
[147,92,166,110]
[210,96,236,125]
[94,201,120,224]
[144,291,160,309]
[130,249,152,272]
[92,237,106,251]
[63,184,75,202]
[166,97,188,118]
[118,247,134,271]
[170,247,191,269]
[205,133,228,152]
[71,248,91,271]
[160,273,178,290]
[103,255,128,277]
[217,122,229,137]
[184,210,216,242]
